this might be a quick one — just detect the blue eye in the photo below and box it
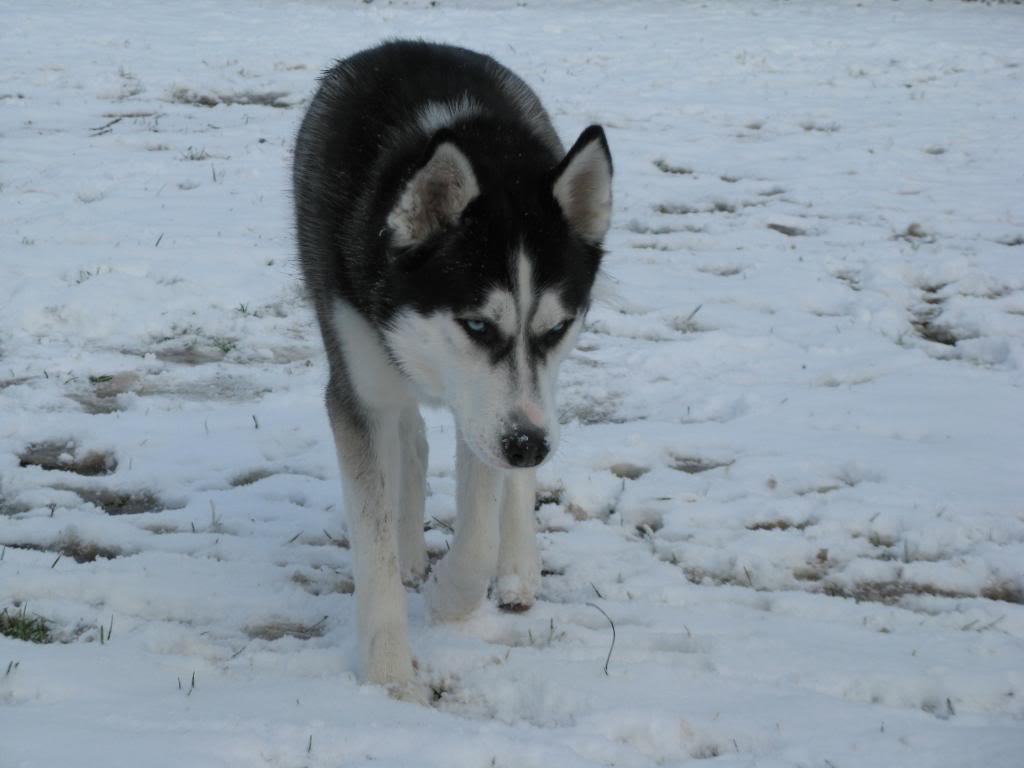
[541,319,572,348]
[459,317,498,344]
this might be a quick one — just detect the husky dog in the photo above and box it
[293,40,612,695]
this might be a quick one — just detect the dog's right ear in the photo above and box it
[387,132,479,249]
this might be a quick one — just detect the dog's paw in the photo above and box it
[384,677,431,706]
[422,569,485,622]
[498,600,532,613]
[495,573,536,612]
[399,540,428,588]
[363,625,416,692]
[401,562,427,588]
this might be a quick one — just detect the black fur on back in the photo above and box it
[292,40,604,352]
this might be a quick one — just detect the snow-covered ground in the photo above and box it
[2,1,1023,765]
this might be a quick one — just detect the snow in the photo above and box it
[2,0,1023,765]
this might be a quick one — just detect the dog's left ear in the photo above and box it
[552,125,613,245]
[388,131,480,249]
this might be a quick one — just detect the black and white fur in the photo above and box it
[293,40,612,697]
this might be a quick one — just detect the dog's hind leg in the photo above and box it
[398,405,428,586]
[327,388,416,695]
[496,468,541,611]
[423,431,503,621]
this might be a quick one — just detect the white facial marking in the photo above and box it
[385,306,514,466]
[380,249,580,470]
[515,248,534,326]
[518,399,546,429]
[530,291,572,335]
[513,249,534,396]
[476,288,517,337]
[415,95,482,135]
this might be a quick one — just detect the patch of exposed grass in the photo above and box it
[0,605,52,643]
[155,346,226,365]
[609,463,649,480]
[800,120,840,133]
[980,581,1024,605]
[910,308,969,346]
[653,159,693,175]
[626,221,687,235]
[230,468,276,487]
[212,336,237,355]
[833,269,862,292]
[670,455,734,474]
[821,580,964,604]
[3,531,124,563]
[671,315,711,334]
[57,530,124,562]
[69,372,139,414]
[169,86,292,109]
[896,222,933,242]
[866,531,897,548]
[73,488,163,515]
[633,513,665,536]
[691,744,722,759]
[795,484,843,496]
[793,566,825,582]
[696,264,743,277]
[19,442,117,476]
[0,375,33,390]
[747,519,811,531]
[767,223,806,237]
[149,324,237,364]
[534,487,563,509]
[179,146,211,161]
[290,572,354,596]
[245,616,327,641]
[657,203,697,215]
[142,523,178,535]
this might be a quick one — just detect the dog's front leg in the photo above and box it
[424,432,503,621]
[327,392,415,693]
[496,468,540,611]
[397,405,428,586]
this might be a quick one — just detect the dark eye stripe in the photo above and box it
[533,318,572,351]
[458,317,502,347]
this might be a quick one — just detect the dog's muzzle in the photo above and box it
[501,420,550,468]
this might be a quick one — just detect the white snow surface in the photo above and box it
[2,1,1024,765]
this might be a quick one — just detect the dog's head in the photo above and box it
[383,125,612,469]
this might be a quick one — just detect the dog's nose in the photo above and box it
[502,424,549,468]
